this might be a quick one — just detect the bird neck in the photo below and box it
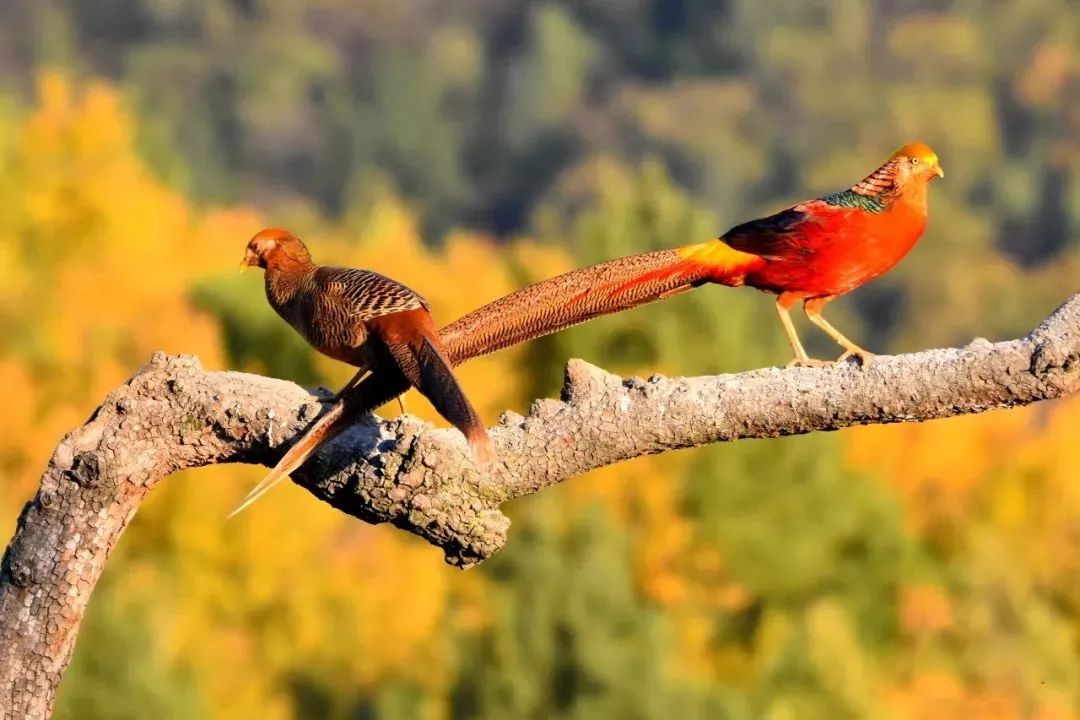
[850,158,902,201]
[821,158,920,214]
[894,176,929,215]
[264,256,316,308]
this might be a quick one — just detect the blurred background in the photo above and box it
[0,1,1077,718]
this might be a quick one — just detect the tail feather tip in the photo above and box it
[469,430,496,466]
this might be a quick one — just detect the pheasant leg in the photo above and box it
[777,295,827,368]
[329,365,372,402]
[803,297,874,364]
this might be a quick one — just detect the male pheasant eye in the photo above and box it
[910,156,919,164]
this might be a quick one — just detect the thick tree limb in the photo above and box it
[1,292,1078,718]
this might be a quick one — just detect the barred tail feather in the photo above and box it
[384,332,494,464]
[440,241,764,363]
[226,400,351,518]
[416,334,494,463]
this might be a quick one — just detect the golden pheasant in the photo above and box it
[260,142,942,492]
[448,141,943,367]
[230,228,493,516]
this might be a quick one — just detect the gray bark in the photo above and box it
[1,291,1078,719]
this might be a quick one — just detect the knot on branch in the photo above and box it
[149,351,204,373]
[62,452,101,489]
[561,358,622,404]
[7,558,34,589]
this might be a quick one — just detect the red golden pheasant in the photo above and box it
[260,142,942,492]
[447,141,944,367]
[230,228,493,516]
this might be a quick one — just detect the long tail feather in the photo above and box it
[440,241,763,363]
[382,332,493,463]
[227,399,350,518]
[416,334,494,463]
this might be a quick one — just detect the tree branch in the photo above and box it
[2,291,1078,718]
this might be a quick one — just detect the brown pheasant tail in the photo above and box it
[373,311,494,463]
[416,335,495,463]
[226,399,352,519]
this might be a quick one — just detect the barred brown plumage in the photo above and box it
[229,228,492,517]
[439,247,708,363]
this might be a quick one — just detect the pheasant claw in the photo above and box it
[837,348,875,367]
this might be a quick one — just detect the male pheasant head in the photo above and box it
[241,228,313,271]
[843,142,943,209]
[888,142,944,184]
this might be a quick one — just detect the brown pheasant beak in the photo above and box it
[240,249,258,269]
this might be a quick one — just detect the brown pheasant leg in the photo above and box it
[776,294,827,368]
[803,297,874,365]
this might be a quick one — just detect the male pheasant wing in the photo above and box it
[721,205,816,261]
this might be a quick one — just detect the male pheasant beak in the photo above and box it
[240,249,258,269]
[932,163,944,179]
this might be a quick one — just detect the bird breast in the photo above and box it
[266,271,372,365]
[746,202,927,298]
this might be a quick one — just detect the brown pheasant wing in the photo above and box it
[288,266,429,356]
[371,318,493,463]
[316,266,428,320]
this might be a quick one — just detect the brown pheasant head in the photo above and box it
[241,228,313,271]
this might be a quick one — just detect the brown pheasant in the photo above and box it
[230,228,493,516]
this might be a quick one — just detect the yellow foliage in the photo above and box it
[0,71,567,717]
[846,397,1080,598]
[899,584,954,639]
[845,405,1038,538]
[878,671,1076,720]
